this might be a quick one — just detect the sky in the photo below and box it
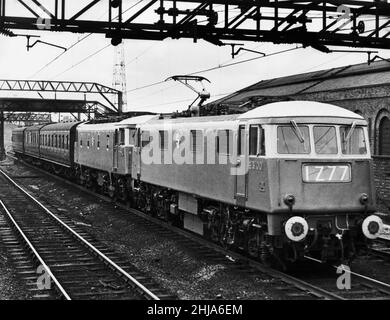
[0,0,389,114]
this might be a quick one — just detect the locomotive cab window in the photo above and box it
[249,125,265,156]
[314,126,338,155]
[340,125,367,155]
[277,124,310,154]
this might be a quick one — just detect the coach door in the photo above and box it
[234,124,248,204]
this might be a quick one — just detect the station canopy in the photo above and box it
[0,98,113,114]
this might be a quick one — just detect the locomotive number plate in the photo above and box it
[302,164,351,183]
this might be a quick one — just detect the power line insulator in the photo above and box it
[111,37,122,46]
[358,21,365,34]
[110,0,121,9]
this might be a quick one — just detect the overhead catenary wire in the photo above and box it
[126,46,302,94]
[50,44,111,80]
[29,0,144,79]
[132,91,233,110]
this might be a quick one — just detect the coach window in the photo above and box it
[379,117,390,155]
[97,134,100,149]
[119,128,125,146]
[190,130,203,153]
[87,139,90,149]
[141,131,150,147]
[129,129,136,145]
[66,136,69,149]
[217,130,232,155]
[159,131,168,150]
[106,134,110,150]
[62,135,65,149]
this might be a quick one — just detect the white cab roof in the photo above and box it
[238,101,364,120]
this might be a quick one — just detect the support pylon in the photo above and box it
[113,43,127,113]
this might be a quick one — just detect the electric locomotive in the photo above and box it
[11,101,384,268]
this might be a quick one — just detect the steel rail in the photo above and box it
[0,199,71,300]
[0,168,160,301]
[4,155,345,300]
[305,255,390,291]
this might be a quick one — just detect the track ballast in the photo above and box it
[0,167,175,300]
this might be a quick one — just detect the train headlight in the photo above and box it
[284,216,309,242]
[360,193,369,205]
[362,215,384,240]
[283,194,296,208]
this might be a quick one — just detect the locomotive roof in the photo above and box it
[144,114,240,125]
[117,115,158,126]
[238,101,364,120]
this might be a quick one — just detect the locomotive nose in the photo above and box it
[362,215,384,239]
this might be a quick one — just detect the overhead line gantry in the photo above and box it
[1,1,390,50]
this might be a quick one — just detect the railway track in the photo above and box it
[0,167,175,300]
[368,237,390,261]
[301,256,390,300]
[5,154,390,300]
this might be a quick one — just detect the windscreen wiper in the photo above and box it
[290,120,305,144]
[345,121,357,141]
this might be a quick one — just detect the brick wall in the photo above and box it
[373,156,390,213]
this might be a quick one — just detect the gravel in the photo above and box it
[0,161,287,300]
